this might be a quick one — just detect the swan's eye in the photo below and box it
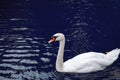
[51,36,57,40]
[51,37,54,39]
[53,36,58,38]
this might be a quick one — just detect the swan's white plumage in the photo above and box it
[63,50,119,73]
[49,33,120,73]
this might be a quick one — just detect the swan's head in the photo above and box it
[48,33,65,43]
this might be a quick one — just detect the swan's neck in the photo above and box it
[56,39,65,72]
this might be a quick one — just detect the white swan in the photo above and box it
[48,33,120,73]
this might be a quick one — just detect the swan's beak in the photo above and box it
[48,37,56,43]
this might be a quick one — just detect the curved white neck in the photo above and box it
[56,38,65,72]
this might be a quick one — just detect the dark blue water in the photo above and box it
[0,0,120,80]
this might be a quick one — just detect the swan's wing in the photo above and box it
[63,58,111,73]
[63,52,110,72]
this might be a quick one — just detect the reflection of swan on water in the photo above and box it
[48,33,120,73]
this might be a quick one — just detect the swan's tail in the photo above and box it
[106,48,120,63]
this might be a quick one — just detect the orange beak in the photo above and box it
[48,37,56,43]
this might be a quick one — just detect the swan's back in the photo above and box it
[65,52,106,62]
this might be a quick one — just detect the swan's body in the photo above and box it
[48,33,120,73]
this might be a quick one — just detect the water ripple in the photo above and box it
[2,59,20,62]
[40,57,50,63]
[5,49,40,53]
[20,59,38,64]
[3,54,39,57]
[0,70,16,74]
[0,63,35,70]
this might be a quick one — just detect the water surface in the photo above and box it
[0,0,120,80]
